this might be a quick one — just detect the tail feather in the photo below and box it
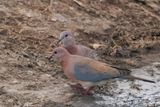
[110,65,155,83]
[110,65,131,76]
[122,75,155,83]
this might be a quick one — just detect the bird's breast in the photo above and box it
[62,63,75,81]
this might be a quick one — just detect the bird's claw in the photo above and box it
[68,83,94,95]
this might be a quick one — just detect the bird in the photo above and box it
[49,47,155,95]
[57,31,98,59]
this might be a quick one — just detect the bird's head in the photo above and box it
[48,47,69,62]
[57,31,76,47]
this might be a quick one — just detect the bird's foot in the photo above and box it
[82,87,94,96]
[68,83,94,95]
[68,83,85,94]
[69,83,83,89]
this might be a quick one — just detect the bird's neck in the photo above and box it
[65,45,78,54]
[60,55,75,81]
[60,55,70,69]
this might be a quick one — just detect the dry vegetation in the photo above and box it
[0,0,160,107]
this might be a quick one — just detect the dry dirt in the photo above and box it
[0,0,160,107]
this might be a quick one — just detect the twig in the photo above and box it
[73,0,86,8]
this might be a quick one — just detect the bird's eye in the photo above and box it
[65,34,68,37]
[54,51,57,54]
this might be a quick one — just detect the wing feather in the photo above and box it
[73,57,120,82]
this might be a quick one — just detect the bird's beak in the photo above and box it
[56,39,62,45]
[56,37,65,45]
[48,54,53,61]
[48,54,58,62]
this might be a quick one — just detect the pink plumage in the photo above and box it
[49,47,155,95]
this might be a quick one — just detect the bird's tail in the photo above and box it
[122,75,155,83]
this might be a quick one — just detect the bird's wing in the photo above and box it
[78,45,98,59]
[73,58,121,82]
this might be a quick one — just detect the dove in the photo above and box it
[49,47,155,95]
[57,31,98,59]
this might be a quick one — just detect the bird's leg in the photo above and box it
[69,83,82,89]
[68,83,85,93]
[83,86,94,95]
[68,83,94,95]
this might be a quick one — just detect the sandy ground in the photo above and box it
[0,0,160,107]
